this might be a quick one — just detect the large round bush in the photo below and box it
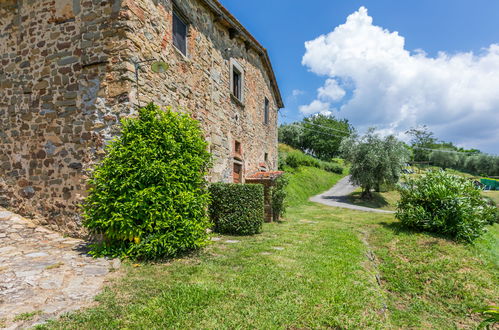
[84,103,212,260]
[396,171,497,242]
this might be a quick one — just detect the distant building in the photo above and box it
[0,0,283,234]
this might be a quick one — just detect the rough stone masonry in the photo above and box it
[0,0,283,235]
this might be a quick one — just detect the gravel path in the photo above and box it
[0,208,120,329]
[310,176,395,214]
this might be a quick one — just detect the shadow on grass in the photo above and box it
[348,191,389,209]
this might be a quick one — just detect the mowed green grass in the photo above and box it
[39,166,498,329]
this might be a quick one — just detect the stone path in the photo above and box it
[310,176,395,214]
[0,208,120,329]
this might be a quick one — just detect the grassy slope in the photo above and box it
[40,162,498,329]
[284,166,344,205]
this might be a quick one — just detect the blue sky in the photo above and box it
[219,0,499,154]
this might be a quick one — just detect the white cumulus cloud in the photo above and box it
[301,6,499,154]
[318,79,346,102]
[299,100,332,115]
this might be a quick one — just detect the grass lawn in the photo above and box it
[39,167,498,329]
[483,190,499,206]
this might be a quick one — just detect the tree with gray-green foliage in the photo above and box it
[406,125,437,162]
[429,150,459,170]
[341,129,410,199]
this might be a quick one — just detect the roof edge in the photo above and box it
[201,0,284,109]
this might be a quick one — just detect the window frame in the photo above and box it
[264,97,270,125]
[230,59,244,103]
[172,8,188,56]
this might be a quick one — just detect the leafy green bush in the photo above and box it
[271,175,289,221]
[396,171,497,242]
[282,148,342,174]
[319,161,343,174]
[285,150,321,169]
[209,183,264,235]
[83,103,212,260]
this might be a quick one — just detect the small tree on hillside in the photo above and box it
[278,123,304,151]
[301,114,353,160]
[341,129,409,199]
[406,125,437,162]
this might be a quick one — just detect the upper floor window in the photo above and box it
[264,97,270,125]
[233,69,241,99]
[230,59,244,102]
[173,11,187,56]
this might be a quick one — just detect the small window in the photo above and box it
[264,153,269,162]
[233,163,242,183]
[234,141,242,155]
[173,11,187,55]
[232,67,242,99]
[264,98,270,125]
[230,59,244,102]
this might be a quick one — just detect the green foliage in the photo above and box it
[406,125,437,162]
[301,114,353,161]
[278,114,353,161]
[429,150,458,170]
[278,124,304,151]
[271,175,289,221]
[341,129,410,199]
[83,103,212,260]
[428,151,499,177]
[474,306,499,329]
[209,183,264,235]
[396,171,497,242]
[279,146,343,174]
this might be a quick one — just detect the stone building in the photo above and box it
[0,0,283,234]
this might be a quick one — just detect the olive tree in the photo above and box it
[341,129,410,199]
[429,150,459,170]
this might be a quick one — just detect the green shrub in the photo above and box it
[285,150,321,169]
[319,161,343,174]
[396,171,497,242]
[282,149,342,174]
[83,103,212,260]
[483,197,499,225]
[271,175,289,221]
[209,183,264,235]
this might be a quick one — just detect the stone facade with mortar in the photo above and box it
[0,0,283,235]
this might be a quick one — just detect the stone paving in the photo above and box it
[0,208,120,329]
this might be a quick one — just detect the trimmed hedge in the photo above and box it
[209,183,264,235]
[83,103,212,260]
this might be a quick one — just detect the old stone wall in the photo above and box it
[0,0,130,234]
[115,0,280,182]
[0,0,281,235]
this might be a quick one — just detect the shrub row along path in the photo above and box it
[0,208,120,329]
[310,175,395,214]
